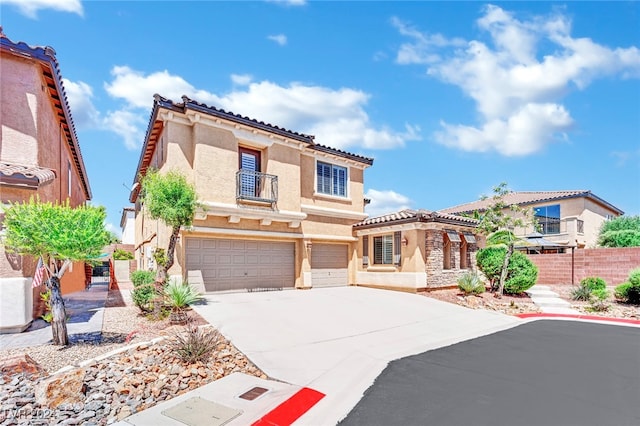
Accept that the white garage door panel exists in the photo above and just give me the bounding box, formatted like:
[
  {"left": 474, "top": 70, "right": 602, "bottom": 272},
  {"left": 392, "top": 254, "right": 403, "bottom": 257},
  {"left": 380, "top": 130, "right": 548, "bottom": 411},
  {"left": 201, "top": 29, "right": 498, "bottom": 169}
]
[
  {"left": 185, "top": 238, "right": 294, "bottom": 292},
  {"left": 311, "top": 244, "right": 349, "bottom": 287}
]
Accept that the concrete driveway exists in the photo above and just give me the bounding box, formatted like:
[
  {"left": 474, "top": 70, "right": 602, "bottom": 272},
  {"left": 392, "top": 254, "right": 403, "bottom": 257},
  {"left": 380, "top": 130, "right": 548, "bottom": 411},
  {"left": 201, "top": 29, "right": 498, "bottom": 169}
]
[{"left": 192, "top": 286, "right": 520, "bottom": 424}]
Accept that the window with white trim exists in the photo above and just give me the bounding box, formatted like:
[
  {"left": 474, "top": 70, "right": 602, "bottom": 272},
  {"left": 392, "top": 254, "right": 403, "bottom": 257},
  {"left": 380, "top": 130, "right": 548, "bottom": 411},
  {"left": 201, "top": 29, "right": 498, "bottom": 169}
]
[{"left": 316, "top": 161, "right": 347, "bottom": 197}]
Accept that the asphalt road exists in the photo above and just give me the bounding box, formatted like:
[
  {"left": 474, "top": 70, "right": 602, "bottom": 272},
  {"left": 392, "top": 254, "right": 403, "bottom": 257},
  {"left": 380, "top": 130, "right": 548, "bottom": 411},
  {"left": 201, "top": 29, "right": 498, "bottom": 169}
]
[{"left": 340, "top": 320, "right": 640, "bottom": 426}]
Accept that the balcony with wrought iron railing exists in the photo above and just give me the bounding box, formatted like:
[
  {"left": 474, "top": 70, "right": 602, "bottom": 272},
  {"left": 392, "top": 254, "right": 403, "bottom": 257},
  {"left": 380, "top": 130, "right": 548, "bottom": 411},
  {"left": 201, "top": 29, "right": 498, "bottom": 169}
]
[{"left": 236, "top": 169, "right": 278, "bottom": 207}]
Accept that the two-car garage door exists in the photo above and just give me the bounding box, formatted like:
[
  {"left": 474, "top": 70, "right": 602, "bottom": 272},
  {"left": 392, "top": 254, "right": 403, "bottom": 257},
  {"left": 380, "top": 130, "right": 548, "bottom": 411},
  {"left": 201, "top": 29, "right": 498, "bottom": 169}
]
[{"left": 185, "top": 238, "right": 294, "bottom": 292}]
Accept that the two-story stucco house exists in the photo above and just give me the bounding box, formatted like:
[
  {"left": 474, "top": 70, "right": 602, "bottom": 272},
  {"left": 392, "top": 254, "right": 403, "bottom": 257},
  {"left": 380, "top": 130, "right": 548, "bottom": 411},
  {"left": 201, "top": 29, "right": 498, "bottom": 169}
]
[
  {"left": 440, "top": 190, "right": 624, "bottom": 249},
  {"left": 129, "top": 95, "right": 373, "bottom": 291},
  {"left": 0, "top": 31, "right": 92, "bottom": 332}
]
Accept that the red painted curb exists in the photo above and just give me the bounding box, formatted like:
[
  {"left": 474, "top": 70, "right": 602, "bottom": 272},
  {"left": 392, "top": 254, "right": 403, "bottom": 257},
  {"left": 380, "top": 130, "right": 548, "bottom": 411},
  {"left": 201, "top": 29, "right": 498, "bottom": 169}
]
[
  {"left": 516, "top": 312, "right": 640, "bottom": 325},
  {"left": 252, "top": 387, "right": 325, "bottom": 426}
]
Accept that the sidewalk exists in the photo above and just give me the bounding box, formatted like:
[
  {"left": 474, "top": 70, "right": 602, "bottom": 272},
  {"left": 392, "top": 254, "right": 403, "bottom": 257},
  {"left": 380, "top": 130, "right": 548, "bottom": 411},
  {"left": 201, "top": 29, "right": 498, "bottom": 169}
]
[{"left": 0, "top": 280, "right": 109, "bottom": 349}]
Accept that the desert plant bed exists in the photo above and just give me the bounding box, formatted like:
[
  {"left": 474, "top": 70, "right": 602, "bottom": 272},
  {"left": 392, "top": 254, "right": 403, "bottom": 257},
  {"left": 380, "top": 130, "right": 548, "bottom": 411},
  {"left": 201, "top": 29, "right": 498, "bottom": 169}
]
[
  {"left": 423, "top": 287, "right": 541, "bottom": 315},
  {"left": 549, "top": 284, "right": 640, "bottom": 320}
]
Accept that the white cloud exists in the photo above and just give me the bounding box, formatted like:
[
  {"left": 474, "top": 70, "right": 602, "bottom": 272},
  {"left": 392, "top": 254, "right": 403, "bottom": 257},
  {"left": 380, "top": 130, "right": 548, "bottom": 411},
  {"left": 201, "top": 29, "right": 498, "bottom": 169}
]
[
  {"left": 214, "top": 80, "right": 420, "bottom": 149},
  {"left": 104, "top": 66, "right": 220, "bottom": 109},
  {"left": 231, "top": 74, "right": 253, "bottom": 86},
  {"left": 100, "top": 66, "right": 419, "bottom": 151},
  {"left": 394, "top": 5, "right": 640, "bottom": 156},
  {"left": 365, "top": 189, "right": 413, "bottom": 217},
  {"left": 3, "top": 0, "right": 83, "bottom": 18},
  {"left": 105, "top": 222, "right": 122, "bottom": 239},
  {"left": 266, "top": 0, "right": 306, "bottom": 6},
  {"left": 268, "top": 34, "right": 288, "bottom": 46},
  {"left": 63, "top": 78, "right": 100, "bottom": 129},
  {"left": 611, "top": 149, "right": 640, "bottom": 168},
  {"left": 103, "top": 110, "right": 146, "bottom": 150}
]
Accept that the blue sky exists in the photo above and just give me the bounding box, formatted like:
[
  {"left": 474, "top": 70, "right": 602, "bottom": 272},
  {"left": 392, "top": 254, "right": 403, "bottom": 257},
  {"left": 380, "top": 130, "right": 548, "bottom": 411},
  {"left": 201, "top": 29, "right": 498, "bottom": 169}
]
[{"left": 2, "top": 0, "right": 639, "bottom": 236}]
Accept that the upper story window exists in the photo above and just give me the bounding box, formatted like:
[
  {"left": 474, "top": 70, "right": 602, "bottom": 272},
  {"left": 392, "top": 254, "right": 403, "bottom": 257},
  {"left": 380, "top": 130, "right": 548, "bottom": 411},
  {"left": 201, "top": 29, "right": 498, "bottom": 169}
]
[
  {"left": 317, "top": 161, "right": 347, "bottom": 197},
  {"left": 534, "top": 204, "right": 561, "bottom": 234}
]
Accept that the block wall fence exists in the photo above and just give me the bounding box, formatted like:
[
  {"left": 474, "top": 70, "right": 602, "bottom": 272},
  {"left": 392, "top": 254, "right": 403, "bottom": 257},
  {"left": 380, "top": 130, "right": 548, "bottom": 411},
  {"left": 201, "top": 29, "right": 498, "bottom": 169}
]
[{"left": 526, "top": 247, "right": 640, "bottom": 286}]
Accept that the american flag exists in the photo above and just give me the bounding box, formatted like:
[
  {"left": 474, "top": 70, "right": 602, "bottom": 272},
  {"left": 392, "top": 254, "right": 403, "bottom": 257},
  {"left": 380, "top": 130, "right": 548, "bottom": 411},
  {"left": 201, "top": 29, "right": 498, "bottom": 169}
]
[{"left": 32, "top": 257, "right": 46, "bottom": 288}]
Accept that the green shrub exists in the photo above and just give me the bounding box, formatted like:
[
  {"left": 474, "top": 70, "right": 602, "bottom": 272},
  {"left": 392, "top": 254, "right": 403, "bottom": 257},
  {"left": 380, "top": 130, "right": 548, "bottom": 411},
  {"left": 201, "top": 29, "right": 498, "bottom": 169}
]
[
  {"left": 571, "top": 285, "right": 592, "bottom": 301},
  {"left": 588, "top": 288, "right": 610, "bottom": 311},
  {"left": 614, "top": 282, "right": 632, "bottom": 301},
  {"left": 503, "top": 251, "right": 538, "bottom": 294},
  {"left": 629, "top": 268, "right": 640, "bottom": 286},
  {"left": 614, "top": 268, "right": 640, "bottom": 304},
  {"left": 457, "top": 271, "right": 485, "bottom": 295},
  {"left": 170, "top": 323, "right": 220, "bottom": 364},
  {"left": 580, "top": 277, "right": 606, "bottom": 292},
  {"left": 476, "top": 247, "right": 506, "bottom": 289},
  {"left": 131, "top": 270, "right": 157, "bottom": 311},
  {"left": 113, "top": 248, "right": 134, "bottom": 260},
  {"left": 476, "top": 248, "right": 538, "bottom": 294}
]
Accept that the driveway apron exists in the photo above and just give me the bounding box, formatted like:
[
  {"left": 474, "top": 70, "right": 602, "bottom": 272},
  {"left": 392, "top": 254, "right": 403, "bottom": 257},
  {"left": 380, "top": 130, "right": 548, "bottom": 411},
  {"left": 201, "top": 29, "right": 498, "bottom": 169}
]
[{"left": 191, "top": 286, "right": 520, "bottom": 424}]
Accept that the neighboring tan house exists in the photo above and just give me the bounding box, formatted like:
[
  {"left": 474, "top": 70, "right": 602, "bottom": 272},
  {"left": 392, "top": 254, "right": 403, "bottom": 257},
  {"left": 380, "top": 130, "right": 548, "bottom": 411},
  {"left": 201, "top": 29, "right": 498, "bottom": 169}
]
[
  {"left": 440, "top": 190, "right": 624, "bottom": 249},
  {"left": 0, "top": 31, "right": 92, "bottom": 332},
  {"left": 120, "top": 207, "right": 135, "bottom": 245},
  {"left": 353, "top": 209, "right": 480, "bottom": 292},
  {"left": 129, "top": 95, "right": 373, "bottom": 291}
]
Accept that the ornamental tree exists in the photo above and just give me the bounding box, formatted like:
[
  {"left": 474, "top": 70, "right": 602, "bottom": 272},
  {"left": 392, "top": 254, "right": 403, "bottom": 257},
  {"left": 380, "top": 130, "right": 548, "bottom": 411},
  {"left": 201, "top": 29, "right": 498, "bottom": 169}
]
[
  {"left": 597, "top": 215, "right": 640, "bottom": 247},
  {"left": 473, "top": 183, "right": 537, "bottom": 297},
  {"left": 2, "top": 199, "right": 111, "bottom": 345},
  {"left": 140, "top": 170, "right": 197, "bottom": 316}
]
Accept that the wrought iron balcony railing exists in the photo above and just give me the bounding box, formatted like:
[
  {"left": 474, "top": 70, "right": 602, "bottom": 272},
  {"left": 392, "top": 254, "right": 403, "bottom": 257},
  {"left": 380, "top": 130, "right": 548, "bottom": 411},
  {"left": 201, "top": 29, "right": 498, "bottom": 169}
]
[{"left": 236, "top": 169, "right": 278, "bottom": 206}]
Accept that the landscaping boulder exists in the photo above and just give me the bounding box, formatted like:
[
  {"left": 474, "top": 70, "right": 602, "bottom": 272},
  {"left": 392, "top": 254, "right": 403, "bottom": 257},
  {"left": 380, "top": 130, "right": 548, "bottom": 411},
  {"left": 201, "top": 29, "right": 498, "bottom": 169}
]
[
  {"left": 0, "top": 353, "right": 47, "bottom": 380},
  {"left": 35, "top": 367, "right": 86, "bottom": 408}
]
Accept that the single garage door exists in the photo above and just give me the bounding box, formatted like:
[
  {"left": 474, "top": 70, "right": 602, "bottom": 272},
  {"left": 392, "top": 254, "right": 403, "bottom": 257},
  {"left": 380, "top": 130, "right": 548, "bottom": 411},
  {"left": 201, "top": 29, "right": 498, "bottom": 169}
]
[
  {"left": 185, "top": 238, "right": 295, "bottom": 292},
  {"left": 311, "top": 243, "right": 348, "bottom": 287}
]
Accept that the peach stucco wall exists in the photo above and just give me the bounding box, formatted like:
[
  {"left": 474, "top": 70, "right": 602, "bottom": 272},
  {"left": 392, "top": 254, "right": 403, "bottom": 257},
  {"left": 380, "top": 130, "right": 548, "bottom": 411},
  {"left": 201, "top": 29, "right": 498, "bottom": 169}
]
[
  {"left": 1, "top": 49, "right": 89, "bottom": 292},
  {"left": 133, "top": 112, "right": 369, "bottom": 288}
]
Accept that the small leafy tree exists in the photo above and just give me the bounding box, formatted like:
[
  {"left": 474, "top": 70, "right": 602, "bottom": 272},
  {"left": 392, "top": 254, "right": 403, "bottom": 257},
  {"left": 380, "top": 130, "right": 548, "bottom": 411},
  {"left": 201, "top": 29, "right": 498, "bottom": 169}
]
[
  {"left": 597, "top": 215, "right": 640, "bottom": 247},
  {"left": 140, "top": 170, "right": 197, "bottom": 316},
  {"left": 2, "top": 199, "right": 110, "bottom": 345},
  {"left": 473, "top": 183, "right": 537, "bottom": 297}
]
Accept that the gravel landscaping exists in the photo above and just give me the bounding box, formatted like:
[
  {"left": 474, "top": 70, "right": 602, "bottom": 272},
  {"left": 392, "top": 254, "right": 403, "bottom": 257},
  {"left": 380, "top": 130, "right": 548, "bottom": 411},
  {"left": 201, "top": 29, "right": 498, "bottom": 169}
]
[
  {"left": 423, "top": 287, "right": 542, "bottom": 315},
  {"left": 548, "top": 284, "right": 640, "bottom": 320},
  {"left": 0, "top": 287, "right": 265, "bottom": 425}
]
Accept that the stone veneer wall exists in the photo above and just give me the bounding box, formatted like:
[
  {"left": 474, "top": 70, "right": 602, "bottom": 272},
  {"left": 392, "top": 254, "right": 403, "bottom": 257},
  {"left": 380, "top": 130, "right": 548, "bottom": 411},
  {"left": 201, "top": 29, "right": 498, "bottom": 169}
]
[{"left": 424, "top": 230, "right": 478, "bottom": 288}]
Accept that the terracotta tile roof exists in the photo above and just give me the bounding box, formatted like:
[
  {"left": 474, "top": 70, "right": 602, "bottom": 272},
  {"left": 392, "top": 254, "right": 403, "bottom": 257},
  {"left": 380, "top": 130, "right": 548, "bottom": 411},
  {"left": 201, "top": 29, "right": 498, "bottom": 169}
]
[
  {"left": 440, "top": 190, "right": 623, "bottom": 215},
  {"left": 0, "top": 163, "right": 56, "bottom": 187},
  {"left": 0, "top": 31, "right": 91, "bottom": 199},
  {"left": 354, "top": 209, "right": 478, "bottom": 229}
]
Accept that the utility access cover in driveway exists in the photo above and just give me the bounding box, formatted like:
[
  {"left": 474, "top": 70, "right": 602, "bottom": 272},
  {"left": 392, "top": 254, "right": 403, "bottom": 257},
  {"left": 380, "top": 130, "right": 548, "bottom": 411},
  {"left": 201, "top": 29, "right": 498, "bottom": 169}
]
[{"left": 340, "top": 320, "right": 640, "bottom": 426}]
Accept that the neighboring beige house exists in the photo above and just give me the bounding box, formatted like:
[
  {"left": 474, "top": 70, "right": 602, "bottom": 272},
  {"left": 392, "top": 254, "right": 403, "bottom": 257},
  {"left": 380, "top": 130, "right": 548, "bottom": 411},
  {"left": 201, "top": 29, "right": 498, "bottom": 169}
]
[
  {"left": 353, "top": 209, "right": 480, "bottom": 292},
  {"left": 0, "top": 31, "right": 92, "bottom": 332},
  {"left": 129, "top": 95, "right": 373, "bottom": 291},
  {"left": 440, "top": 190, "right": 624, "bottom": 249},
  {"left": 120, "top": 207, "right": 135, "bottom": 245}
]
